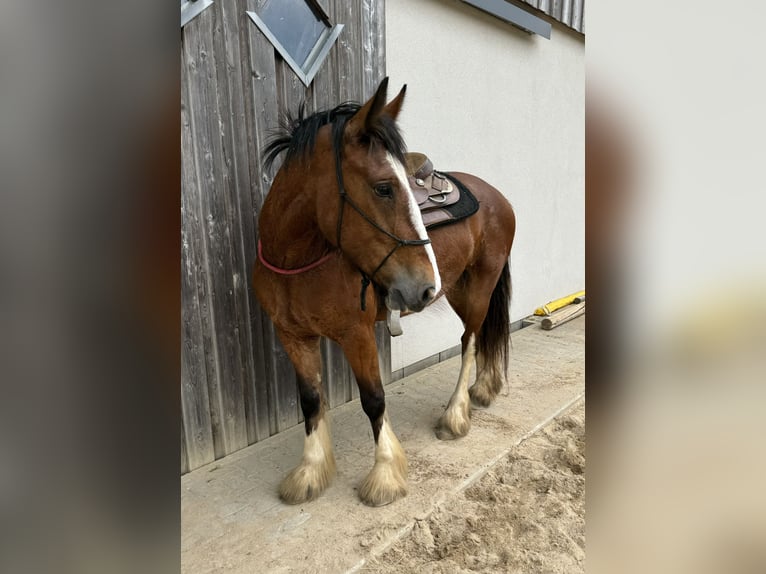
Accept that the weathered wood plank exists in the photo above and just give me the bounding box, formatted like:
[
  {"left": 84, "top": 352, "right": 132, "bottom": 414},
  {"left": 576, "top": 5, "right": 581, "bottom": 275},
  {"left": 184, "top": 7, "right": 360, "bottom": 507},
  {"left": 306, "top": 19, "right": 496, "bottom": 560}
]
[
  {"left": 571, "top": 0, "right": 582, "bottom": 31},
  {"left": 361, "top": 0, "right": 385, "bottom": 99},
  {"left": 239, "top": 0, "right": 280, "bottom": 442},
  {"left": 541, "top": 302, "right": 585, "bottom": 330},
  {"left": 247, "top": 0, "right": 280, "bottom": 206},
  {"left": 525, "top": 0, "right": 584, "bottom": 32},
  {"left": 208, "top": 2, "right": 251, "bottom": 456},
  {"left": 562, "top": 0, "right": 572, "bottom": 27},
  {"left": 181, "top": 36, "right": 216, "bottom": 470},
  {"left": 180, "top": 262, "right": 216, "bottom": 469},
  {"left": 334, "top": 0, "right": 363, "bottom": 104},
  {"left": 184, "top": 7, "right": 248, "bottom": 458},
  {"left": 212, "top": 0, "right": 262, "bottom": 447},
  {"left": 552, "top": 0, "right": 563, "bottom": 21},
  {"left": 185, "top": 14, "right": 228, "bottom": 460}
]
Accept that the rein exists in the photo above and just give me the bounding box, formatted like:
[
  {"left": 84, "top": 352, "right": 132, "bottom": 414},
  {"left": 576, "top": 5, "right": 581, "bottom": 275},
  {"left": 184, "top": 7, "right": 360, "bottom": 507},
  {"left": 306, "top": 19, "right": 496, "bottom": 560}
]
[{"left": 333, "top": 141, "right": 431, "bottom": 311}]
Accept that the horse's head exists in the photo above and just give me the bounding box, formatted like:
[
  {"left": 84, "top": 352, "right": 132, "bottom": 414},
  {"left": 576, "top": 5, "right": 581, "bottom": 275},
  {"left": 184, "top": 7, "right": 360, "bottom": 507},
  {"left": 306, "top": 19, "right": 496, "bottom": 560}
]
[
  {"left": 317, "top": 79, "right": 441, "bottom": 312},
  {"left": 262, "top": 79, "right": 441, "bottom": 312}
]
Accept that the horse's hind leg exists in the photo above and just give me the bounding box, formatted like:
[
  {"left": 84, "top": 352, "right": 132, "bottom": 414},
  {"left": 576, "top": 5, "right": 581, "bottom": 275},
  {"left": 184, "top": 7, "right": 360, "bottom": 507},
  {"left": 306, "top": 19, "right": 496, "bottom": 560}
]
[
  {"left": 339, "top": 326, "right": 407, "bottom": 506},
  {"left": 435, "top": 330, "right": 476, "bottom": 440},
  {"left": 468, "top": 260, "right": 511, "bottom": 408},
  {"left": 468, "top": 351, "right": 504, "bottom": 408},
  {"left": 276, "top": 333, "right": 336, "bottom": 504},
  {"left": 437, "top": 260, "right": 510, "bottom": 439}
]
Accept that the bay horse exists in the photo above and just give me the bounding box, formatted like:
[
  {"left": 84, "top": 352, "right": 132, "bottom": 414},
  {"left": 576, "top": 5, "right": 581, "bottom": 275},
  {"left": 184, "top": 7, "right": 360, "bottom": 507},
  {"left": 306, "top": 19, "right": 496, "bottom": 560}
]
[{"left": 252, "top": 78, "right": 516, "bottom": 506}]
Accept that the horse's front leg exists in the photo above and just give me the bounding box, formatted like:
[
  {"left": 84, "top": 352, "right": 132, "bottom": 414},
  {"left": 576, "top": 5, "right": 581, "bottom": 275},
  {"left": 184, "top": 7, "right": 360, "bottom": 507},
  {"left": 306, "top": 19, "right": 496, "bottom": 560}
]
[
  {"left": 340, "top": 327, "right": 407, "bottom": 506},
  {"left": 276, "top": 332, "right": 336, "bottom": 503}
]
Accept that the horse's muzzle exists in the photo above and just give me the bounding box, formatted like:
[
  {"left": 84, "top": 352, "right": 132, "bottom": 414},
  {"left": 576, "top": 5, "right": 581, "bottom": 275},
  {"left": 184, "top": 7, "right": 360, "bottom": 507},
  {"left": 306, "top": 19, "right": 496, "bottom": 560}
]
[{"left": 386, "top": 280, "right": 436, "bottom": 313}]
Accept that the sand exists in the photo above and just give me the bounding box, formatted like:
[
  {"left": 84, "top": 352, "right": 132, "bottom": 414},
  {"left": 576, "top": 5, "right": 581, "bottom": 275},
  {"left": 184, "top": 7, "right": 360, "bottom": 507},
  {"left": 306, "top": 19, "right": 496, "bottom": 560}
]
[{"left": 363, "top": 401, "right": 585, "bottom": 573}]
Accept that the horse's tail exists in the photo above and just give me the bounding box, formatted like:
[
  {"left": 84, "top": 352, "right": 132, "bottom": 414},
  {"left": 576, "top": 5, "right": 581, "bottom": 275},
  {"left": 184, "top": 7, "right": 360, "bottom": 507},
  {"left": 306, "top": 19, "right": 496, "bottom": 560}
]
[{"left": 477, "top": 260, "right": 511, "bottom": 379}]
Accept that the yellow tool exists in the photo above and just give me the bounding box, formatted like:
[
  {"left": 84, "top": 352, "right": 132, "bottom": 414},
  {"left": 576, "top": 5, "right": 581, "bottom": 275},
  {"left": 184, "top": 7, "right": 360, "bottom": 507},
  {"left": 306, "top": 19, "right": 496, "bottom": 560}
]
[{"left": 533, "top": 290, "right": 585, "bottom": 316}]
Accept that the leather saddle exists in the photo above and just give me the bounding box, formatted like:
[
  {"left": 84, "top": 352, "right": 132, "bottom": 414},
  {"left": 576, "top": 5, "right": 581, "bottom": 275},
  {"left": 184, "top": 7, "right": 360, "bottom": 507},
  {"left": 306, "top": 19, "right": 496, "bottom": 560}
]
[{"left": 404, "top": 152, "right": 478, "bottom": 229}]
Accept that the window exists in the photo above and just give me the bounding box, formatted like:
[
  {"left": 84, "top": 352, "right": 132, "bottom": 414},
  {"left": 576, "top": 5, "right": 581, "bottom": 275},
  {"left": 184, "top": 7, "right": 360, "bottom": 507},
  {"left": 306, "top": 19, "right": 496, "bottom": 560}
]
[
  {"left": 181, "top": 0, "right": 214, "bottom": 28},
  {"left": 247, "top": 0, "right": 344, "bottom": 87}
]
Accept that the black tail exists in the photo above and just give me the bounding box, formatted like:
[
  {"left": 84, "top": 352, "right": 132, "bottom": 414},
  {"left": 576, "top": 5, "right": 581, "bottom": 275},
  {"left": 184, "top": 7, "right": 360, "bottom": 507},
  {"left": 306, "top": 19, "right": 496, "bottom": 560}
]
[{"left": 477, "top": 261, "right": 511, "bottom": 378}]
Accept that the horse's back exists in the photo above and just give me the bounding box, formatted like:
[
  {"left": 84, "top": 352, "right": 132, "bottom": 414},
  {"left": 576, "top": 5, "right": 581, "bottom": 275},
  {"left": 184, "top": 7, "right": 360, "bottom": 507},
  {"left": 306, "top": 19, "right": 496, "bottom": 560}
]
[
  {"left": 427, "top": 171, "right": 515, "bottom": 281},
  {"left": 447, "top": 171, "right": 515, "bottom": 236}
]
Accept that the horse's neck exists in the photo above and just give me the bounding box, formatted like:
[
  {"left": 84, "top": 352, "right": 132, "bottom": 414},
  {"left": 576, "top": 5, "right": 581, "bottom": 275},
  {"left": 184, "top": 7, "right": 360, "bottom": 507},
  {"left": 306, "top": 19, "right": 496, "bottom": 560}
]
[{"left": 260, "top": 180, "right": 330, "bottom": 268}]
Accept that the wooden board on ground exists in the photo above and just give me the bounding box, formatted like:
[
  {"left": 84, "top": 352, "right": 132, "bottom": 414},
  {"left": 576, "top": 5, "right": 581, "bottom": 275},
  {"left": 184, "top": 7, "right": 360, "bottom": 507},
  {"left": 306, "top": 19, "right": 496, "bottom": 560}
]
[{"left": 541, "top": 302, "right": 585, "bottom": 330}]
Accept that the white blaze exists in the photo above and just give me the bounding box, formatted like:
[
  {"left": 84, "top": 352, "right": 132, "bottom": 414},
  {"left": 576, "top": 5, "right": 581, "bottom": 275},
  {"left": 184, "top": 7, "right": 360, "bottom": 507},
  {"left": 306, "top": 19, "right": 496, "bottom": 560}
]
[{"left": 385, "top": 153, "right": 442, "bottom": 295}]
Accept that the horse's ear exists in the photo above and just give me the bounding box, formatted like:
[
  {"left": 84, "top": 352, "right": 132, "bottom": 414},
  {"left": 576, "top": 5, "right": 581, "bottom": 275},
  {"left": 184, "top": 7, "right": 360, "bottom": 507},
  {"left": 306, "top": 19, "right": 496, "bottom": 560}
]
[
  {"left": 382, "top": 84, "right": 406, "bottom": 122},
  {"left": 348, "top": 77, "right": 389, "bottom": 136}
]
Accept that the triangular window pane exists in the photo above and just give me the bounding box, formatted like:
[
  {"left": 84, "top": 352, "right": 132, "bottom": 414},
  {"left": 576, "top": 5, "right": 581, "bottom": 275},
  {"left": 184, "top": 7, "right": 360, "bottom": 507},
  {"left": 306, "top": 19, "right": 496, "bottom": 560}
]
[{"left": 247, "top": 0, "right": 343, "bottom": 86}]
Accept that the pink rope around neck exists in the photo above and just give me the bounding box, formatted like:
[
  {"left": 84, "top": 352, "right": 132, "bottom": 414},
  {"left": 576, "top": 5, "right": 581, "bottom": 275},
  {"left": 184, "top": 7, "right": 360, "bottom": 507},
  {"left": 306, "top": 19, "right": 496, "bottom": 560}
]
[{"left": 257, "top": 239, "right": 333, "bottom": 276}]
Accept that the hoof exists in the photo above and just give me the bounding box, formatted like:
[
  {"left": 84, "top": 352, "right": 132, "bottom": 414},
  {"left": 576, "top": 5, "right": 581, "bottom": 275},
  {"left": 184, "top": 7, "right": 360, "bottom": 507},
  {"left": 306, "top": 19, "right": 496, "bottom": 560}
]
[
  {"left": 278, "top": 457, "right": 336, "bottom": 504},
  {"left": 435, "top": 404, "right": 471, "bottom": 440},
  {"left": 358, "top": 462, "right": 407, "bottom": 507}
]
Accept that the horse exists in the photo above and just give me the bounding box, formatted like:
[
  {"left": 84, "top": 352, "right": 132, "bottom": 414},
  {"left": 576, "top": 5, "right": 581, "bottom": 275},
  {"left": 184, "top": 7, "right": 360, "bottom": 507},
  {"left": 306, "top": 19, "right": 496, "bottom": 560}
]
[{"left": 252, "top": 78, "right": 516, "bottom": 507}]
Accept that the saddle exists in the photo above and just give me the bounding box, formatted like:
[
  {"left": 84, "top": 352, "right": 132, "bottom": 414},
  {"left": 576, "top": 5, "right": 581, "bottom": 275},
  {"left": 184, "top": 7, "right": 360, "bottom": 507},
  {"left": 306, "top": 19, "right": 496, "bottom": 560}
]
[{"left": 404, "top": 152, "right": 479, "bottom": 229}]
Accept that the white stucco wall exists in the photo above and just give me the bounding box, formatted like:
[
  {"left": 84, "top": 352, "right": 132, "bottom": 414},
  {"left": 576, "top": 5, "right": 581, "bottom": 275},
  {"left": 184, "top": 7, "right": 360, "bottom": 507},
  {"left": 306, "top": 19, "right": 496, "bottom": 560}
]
[{"left": 386, "top": 0, "right": 585, "bottom": 372}]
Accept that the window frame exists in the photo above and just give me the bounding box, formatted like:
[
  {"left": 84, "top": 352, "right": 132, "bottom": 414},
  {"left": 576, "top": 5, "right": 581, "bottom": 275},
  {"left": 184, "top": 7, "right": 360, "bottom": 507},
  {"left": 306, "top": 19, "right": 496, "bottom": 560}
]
[
  {"left": 247, "top": 2, "right": 343, "bottom": 87},
  {"left": 181, "top": 0, "right": 214, "bottom": 28},
  {"left": 460, "top": 0, "right": 551, "bottom": 39}
]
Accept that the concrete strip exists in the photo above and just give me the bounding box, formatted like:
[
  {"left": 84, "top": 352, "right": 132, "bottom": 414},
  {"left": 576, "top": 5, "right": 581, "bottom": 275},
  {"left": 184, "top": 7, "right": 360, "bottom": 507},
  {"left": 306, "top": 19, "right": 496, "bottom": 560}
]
[{"left": 182, "top": 316, "right": 585, "bottom": 574}]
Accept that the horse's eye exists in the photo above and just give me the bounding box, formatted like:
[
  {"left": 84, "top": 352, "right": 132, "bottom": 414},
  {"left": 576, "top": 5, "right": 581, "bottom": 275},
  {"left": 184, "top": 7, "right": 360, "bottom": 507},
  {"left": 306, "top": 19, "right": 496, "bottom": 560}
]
[{"left": 374, "top": 183, "right": 394, "bottom": 198}]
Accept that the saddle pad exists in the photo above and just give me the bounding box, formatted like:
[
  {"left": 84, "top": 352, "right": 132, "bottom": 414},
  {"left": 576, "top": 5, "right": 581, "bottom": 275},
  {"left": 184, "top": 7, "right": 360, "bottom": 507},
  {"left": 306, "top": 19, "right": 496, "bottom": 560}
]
[
  {"left": 404, "top": 152, "right": 479, "bottom": 229},
  {"left": 421, "top": 173, "right": 479, "bottom": 230}
]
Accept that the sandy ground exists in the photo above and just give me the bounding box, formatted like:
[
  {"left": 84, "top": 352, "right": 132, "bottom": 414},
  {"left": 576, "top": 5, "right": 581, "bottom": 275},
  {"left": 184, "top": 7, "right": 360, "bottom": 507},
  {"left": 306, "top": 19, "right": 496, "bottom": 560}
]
[
  {"left": 363, "top": 401, "right": 585, "bottom": 574},
  {"left": 181, "top": 318, "right": 584, "bottom": 574}
]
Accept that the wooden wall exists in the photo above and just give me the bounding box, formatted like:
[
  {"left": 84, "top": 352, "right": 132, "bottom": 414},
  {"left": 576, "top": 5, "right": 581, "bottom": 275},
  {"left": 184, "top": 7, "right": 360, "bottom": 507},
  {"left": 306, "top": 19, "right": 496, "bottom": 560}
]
[
  {"left": 520, "top": 0, "right": 585, "bottom": 33},
  {"left": 181, "top": 0, "right": 387, "bottom": 473}
]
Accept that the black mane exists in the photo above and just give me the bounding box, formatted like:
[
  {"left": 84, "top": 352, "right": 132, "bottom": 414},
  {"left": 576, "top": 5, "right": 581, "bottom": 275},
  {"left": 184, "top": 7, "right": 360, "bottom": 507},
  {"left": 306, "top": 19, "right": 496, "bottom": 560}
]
[{"left": 262, "top": 101, "right": 407, "bottom": 173}]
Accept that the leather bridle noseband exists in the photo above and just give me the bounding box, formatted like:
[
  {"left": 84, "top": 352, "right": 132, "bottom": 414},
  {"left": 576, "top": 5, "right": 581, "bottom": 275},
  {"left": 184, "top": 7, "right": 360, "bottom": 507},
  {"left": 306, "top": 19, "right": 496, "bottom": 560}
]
[{"left": 332, "top": 139, "right": 431, "bottom": 311}]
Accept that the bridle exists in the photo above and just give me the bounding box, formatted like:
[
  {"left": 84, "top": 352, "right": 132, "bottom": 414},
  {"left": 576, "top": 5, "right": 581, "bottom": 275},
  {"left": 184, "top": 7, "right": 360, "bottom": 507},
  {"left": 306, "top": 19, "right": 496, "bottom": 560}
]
[
  {"left": 258, "top": 117, "right": 432, "bottom": 312},
  {"left": 332, "top": 137, "right": 431, "bottom": 311}
]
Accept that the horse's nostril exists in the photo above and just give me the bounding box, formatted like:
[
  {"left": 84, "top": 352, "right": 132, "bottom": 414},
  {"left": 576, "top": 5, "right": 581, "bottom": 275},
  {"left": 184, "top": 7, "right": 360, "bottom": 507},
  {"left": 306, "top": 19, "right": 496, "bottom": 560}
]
[{"left": 422, "top": 285, "right": 436, "bottom": 303}]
